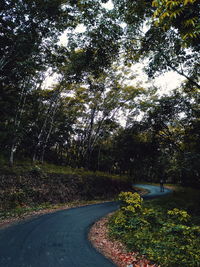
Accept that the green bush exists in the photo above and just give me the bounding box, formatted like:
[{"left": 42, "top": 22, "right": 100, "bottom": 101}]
[
  {"left": 108, "top": 192, "right": 200, "bottom": 267},
  {"left": 29, "top": 165, "right": 45, "bottom": 177}
]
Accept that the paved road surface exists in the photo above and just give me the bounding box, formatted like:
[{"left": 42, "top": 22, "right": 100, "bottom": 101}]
[
  {"left": 135, "top": 184, "right": 172, "bottom": 199},
  {"left": 0, "top": 185, "right": 172, "bottom": 267}
]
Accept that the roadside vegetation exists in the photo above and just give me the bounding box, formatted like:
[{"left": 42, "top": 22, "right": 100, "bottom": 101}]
[
  {"left": 108, "top": 188, "right": 200, "bottom": 266},
  {"left": 0, "top": 161, "right": 131, "bottom": 221},
  {"left": 1, "top": 0, "right": 200, "bottom": 262}
]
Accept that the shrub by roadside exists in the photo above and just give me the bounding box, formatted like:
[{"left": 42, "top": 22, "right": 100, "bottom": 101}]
[{"left": 108, "top": 191, "right": 200, "bottom": 267}]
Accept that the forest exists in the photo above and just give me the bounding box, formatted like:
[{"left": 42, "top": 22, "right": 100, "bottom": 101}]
[
  {"left": 0, "top": 0, "right": 199, "bottom": 187},
  {"left": 0, "top": 1, "right": 200, "bottom": 266}
]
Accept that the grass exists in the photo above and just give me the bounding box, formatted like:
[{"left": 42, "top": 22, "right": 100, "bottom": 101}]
[
  {"left": 0, "top": 160, "right": 126, "bottom": 180},
  {"left": 0, "top": 160, "right": 131, "bottom": 223}
]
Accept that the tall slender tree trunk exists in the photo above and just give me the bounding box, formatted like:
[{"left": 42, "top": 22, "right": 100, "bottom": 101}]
[
  {"left": 8, "top": 82, "right": 28, "bottom": 166},
  {"left": 32, "top": 89, "right": 60, "bottom": 162},
  {"left": 97, "top": 146, "right": 101, "bottom": 171},
  {"left": 9, "top": 144, "right": 16, "bottom": 167},
  {"left": 40, "top": 101, "right": 58, "bottom": 163}
]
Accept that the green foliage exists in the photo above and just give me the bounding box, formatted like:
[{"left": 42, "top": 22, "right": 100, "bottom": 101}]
[
  {"left": 118, "top": 191, "right": 143, "bottom": 213},
  {"left": 29, "top": 165, "right": 45, "bottom": 177},
  {"left": 0, "top": 162, "right": 131, "bottom": 219},
  {"left": 167, "top": 208, "right": 191, "bottom": 223},
  {"left": 145, "top": 187, "right": 200, "bottom": 224},
  {"left": 152, "top": 0, "right": 200, "bottom": 46},
  {"left": 113, "top": 0, "right": 200, "bottom": 90},
  {"left": 0, "top": 0, "right": 199, "bottom": 189},
  {"left": 108, "top": 191, "right": 200, "bottom": 266}
]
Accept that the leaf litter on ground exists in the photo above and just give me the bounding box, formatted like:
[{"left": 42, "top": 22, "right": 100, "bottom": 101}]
[{"left": 88, "top": 214, "right": 160, "bottom": 267}]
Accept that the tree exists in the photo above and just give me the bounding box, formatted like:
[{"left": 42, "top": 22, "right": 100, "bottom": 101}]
[
  {"left": 0, "top": 0, "right": 80, "bottom": 165},
  {"left": 111, "top": 124, "right": 156, "bottom": 179},
  {"left": 152, "top": 0, "right": 200, "bottom": 46},
  {"left": 1, "top": 0, "right": 115, "bottom": 165},
  {"left": 112, "top": 0, "right": 200, "bottom": 89}
]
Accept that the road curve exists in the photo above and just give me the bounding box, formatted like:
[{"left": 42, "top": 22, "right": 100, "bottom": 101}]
[
  {"left": 135, "top": 184, "right": 173, "bottom": 200},
  {"left": 0, "top": 185, "right": 172, "bottom": 267}
]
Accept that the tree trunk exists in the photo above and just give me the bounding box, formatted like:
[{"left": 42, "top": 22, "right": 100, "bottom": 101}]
[
  {"left": 9, "top": 144, "right": 16, "bottom": 167},
  {"left": 39, "top": 101, "right": 58, "bottom": 163}
]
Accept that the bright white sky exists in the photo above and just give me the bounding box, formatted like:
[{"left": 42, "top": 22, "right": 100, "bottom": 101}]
[
  {"left": 102, "top": 0, "right": 114, "bottom": 9},
  {"left": 129, "top": 63, "right": 185, "bottom": 95}
]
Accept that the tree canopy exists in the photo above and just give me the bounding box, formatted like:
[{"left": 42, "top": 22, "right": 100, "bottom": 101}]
[{"left": 0, "top": 0, "right": 199, "bottom": 186}]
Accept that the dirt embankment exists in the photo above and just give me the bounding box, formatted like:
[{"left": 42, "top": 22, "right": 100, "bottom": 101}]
[{"left": 0, "top": 172, "right": 131, "bottom": 211}]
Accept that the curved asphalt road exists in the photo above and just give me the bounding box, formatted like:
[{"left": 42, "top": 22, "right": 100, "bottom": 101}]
[
  {"left": 135, "top": 184, "right": 172, "bottom": 200},
  {"left": 0, "top": 185, "right": 172, "bottom": 267}
]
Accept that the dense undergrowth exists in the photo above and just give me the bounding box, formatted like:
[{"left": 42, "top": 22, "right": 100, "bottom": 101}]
[
  {"left": 0, "top": 161, "right": 131, "bottom": 220},
  {"left": 108, "top": 188, "right": 200, "bottom": 267}
]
